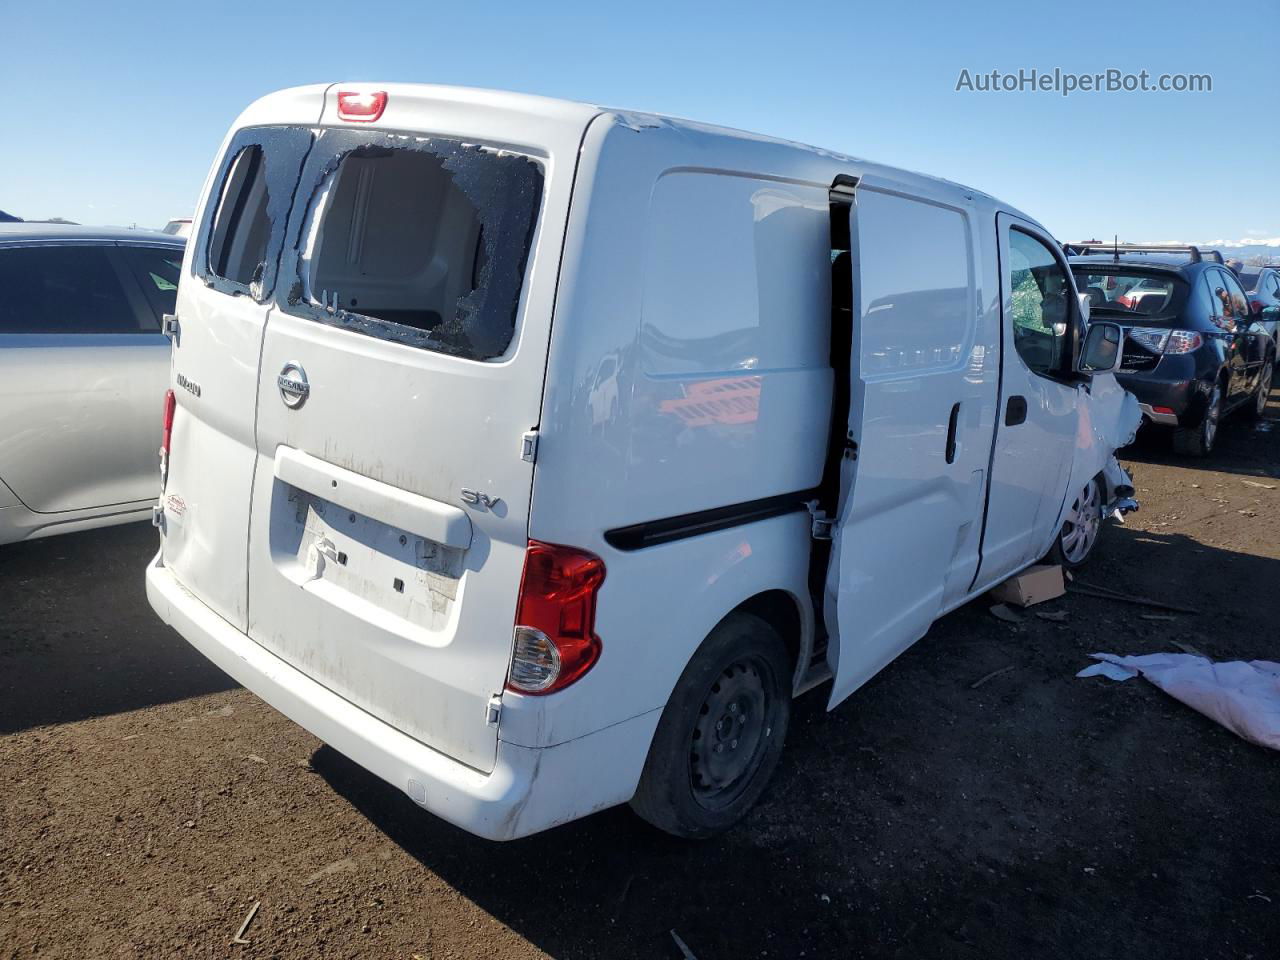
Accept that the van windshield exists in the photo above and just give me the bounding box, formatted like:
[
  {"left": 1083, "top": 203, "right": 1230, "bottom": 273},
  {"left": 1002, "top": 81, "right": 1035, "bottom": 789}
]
[
  {"left": 1070, "top": 268, "right": 1187, "bottom": 318},
  {"left": 288, "top": 133, "right": 545, "bottom": 361}
]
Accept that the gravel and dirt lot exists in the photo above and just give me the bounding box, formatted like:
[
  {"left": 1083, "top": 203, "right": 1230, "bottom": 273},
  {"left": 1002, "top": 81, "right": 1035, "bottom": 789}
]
[{"left": 3, "top": 394, "right": 1278, "bottom": 960}]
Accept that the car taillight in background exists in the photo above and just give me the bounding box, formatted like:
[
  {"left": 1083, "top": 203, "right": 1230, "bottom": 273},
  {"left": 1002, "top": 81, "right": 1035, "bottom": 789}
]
[
  {"left": 337, "top": 90, "right": 387, "bottom": 122},
  {"left": 1127, "top": 327, "right": 1203, "bottom": 356},
  {"left": 506, "top": 541, "right": 605, "bottom": 695},
  {"left": 159, "top": 388, "right": 176, "bottom": 484}
]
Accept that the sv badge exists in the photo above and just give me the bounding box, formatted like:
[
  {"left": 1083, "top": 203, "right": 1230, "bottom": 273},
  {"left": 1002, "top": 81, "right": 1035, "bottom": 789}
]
[{"left": 460, "top": 488, "right": 502, "bottom": 510}]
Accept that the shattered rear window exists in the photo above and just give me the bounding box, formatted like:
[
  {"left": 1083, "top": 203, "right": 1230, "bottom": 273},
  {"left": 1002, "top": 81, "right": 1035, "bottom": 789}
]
[
  {"left": 208, "top": 145, "right": 271, "bottom": 287},
  {"left": 283, "top": 130, "right": 544, "bottom": 361},
  {"left": 193, "top": 126, "right": 315, "bottom": 303}
]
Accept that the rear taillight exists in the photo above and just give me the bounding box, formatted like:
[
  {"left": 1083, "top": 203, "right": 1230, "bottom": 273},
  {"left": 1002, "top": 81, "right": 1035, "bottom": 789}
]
[
  {"left": 1251, "top": 300, "right": 1264, "bottom": 316},
  {"left": 1164, "top": 330, "right": 1203, "bottom": 354},
  {"left": 506, "top": 541, "right": 605, "bottom": 695},
  {"left": 159, "top": 389, "right": 176, "bottom": 483},
  {"left": 1128, "top": 327, "right": 1202, "bottom": 356},
  {"left": 337, "top": 90, "right": 387, "bottom": 122}
]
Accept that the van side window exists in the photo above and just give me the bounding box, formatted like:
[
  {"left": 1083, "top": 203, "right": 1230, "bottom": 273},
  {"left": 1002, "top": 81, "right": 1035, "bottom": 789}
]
[
  {"left": 1007, "top": 229, "right": 1071, "bottom": 378},
  {"left": 284, "top": 133, "right": 545, "bottom": 362},
  {"left": 207, "top": 146, "right": 271, "bottom": 287}
]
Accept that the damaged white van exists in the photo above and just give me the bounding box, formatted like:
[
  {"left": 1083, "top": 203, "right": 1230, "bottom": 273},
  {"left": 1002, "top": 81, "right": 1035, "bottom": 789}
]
[{"left": 146, "top": 84, "right": 1140, "bottom": 840}]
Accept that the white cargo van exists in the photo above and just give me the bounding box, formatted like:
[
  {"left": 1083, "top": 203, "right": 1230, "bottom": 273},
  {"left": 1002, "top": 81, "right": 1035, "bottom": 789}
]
[{"left": 146, "top": 84, "right": 1140, "bottom": 840}]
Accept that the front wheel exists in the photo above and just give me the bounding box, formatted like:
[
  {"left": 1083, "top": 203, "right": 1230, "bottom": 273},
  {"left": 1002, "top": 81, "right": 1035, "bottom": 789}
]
[
  {"left": 630, "top": 611, "right": 791, "bottom": 839},
  {"left": 1047, "top": 475, "right": 1104, "bottom": 569}
]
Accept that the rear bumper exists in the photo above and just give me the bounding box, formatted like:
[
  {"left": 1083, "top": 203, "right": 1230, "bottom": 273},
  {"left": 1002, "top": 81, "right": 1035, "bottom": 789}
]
[
  {"left": 145, "top": 553, "right": 658, "bottom": 840},
  {"left": 1137, "top": 402, "right": 1180, "bottom": 426},
  {"left": 1117, "top": 356, "right": 1216, "bottom": 428}
]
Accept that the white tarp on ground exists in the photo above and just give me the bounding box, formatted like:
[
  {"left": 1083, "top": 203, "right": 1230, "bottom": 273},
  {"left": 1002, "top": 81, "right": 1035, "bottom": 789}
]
[{"left": 1077, "top": 653, "right": 1280, "bottom": 751}]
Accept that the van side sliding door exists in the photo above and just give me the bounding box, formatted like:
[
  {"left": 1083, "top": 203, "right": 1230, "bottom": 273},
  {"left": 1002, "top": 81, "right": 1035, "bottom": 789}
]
[{"left": 825, "top": 184, "right": 998, "bottom": 708}]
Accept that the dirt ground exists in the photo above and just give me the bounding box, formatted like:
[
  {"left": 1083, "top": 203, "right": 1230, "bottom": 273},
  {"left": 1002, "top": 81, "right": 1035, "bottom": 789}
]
[{"left": 3, "top": 393, "right": 1279, "bottom": 960}]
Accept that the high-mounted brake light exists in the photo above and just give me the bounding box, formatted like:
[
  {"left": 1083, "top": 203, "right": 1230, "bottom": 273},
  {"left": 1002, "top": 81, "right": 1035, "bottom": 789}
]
[
  {"left": 159, "top": 389, "right": 176, "bottom": 483},
  {"left": 506, "top": 541, "right": 605, "bottom": 695},
  {"left": 337, "top": 90, "right": 387, "bottom": 122}
]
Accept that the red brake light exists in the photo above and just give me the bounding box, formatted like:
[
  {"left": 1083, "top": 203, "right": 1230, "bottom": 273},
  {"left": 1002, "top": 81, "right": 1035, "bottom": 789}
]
[
  {"left": 1164, "top": 330, "right": 1203, "bottom": 354},
  {"left": 159, "top": 388, "right": 176, "bottom": 482},
  {"left": 1251, "top": 300, "right": 1263, "bottom": 316},
  {"left": 337, "top": 90, "right": 387, "bottom": 122},
  {"left": 507, "top": 541, "right": 605, "bottom": 695}
]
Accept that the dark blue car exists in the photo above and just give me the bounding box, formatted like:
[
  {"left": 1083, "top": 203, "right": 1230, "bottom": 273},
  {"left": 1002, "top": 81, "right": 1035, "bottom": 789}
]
[{"left": 1067, "top": 244, "right": 1275, "bottom": 456}]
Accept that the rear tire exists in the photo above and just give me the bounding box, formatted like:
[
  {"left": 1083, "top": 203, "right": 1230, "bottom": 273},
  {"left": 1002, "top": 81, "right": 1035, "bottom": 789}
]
[
  {"left": 1244, "top": 360, "right": 1273, "bottom": 421},
  {"left": 630, "top": 611, "right": 791, "bottom": 839},
  {"left": 1172, "top": 382, "right": 1222, "bottom": 457}
]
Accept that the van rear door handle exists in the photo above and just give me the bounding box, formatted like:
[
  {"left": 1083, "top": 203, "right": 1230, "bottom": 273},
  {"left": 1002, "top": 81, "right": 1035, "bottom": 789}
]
[
  {"left": 945, "top": 402, "right": 961, "bottom": 463},
  {"left": 1005, "top": 395, "right": 1028, "bottom": 426}
]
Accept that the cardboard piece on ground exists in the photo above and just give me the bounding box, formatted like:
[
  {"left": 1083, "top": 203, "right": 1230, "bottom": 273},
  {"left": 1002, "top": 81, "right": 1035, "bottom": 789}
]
[{"left": 988, "top": 564, "right": 1065, "bottom": 608}]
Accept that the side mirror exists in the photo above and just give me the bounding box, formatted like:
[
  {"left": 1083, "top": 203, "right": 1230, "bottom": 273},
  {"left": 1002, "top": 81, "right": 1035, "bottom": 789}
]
[
  {"left": 1077, "top": 321, "right": 1124, "bottom": 375},
  {"left": 1077, "top": 291, "right": 1092, "bottom": 325}
]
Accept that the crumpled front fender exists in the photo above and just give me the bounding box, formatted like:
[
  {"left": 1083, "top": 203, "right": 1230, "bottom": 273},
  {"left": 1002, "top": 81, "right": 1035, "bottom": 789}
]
[{"left": 1055, "top": 374, "right": 1142, "bottom": 532}]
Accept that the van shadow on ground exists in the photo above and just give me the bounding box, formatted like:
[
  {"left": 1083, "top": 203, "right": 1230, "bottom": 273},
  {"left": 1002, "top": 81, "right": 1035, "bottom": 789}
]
[
  {"left": 316, "top": 521, "right": 1280, "bottom": 959},
  {"left": 0, "top": 522, "right": 237, "bottom": 734}
]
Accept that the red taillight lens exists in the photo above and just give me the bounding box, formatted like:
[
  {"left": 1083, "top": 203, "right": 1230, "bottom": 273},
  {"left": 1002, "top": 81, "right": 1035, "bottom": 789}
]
[
  {"left": 336, "top": 90, "right": 387, "bottom": 122},
  {"left": 1251, "top": 300, "right": 1264, "bottom": 316},
  {"left": 160, "top": 389, "right": 176, "bottom": 457},
  {"left": 507, "top": 541, "right": 605, "bottom": 695},
  {"left": 1151, "top": 405, "right": 1175, "bottom": 415},
  {"left": 1164, "top": 330, "right": 1203, "bottom": 354},
  {"left": 159, "top": 388, "right": 176, "bottom": 486}
]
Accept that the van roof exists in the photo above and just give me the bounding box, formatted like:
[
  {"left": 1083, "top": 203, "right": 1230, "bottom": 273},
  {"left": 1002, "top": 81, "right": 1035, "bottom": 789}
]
[
  {"left": 245, "top": 83, "right": 1037, "bottom": 230},
  {"left": 0, "top": 222, "right": 184, "bottom": 245}
]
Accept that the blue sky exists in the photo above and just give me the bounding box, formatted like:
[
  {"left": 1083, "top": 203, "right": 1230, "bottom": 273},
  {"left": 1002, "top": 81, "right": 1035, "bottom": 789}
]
[{"left": 6, "top": 0, "right": 1277, "bottom": 243}]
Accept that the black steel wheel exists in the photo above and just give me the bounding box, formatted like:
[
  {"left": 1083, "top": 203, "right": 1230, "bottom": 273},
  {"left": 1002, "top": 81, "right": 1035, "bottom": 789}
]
[{"left": 630, "top": 611, "right": 790, "bottom": 839}]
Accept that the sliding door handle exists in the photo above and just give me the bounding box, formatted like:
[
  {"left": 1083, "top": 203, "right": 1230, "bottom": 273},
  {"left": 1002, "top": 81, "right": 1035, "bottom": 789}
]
[
  {"left": 945, "top": 402, "right": 961, "bottom": 463},
  {"left": 1005, "top": 395, "right": 1028, "bottom": 426}
]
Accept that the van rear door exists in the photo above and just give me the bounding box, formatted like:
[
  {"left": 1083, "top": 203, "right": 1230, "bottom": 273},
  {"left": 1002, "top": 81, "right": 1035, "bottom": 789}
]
[
  {"left": 161, "top": 100, "right": 320, "bottom": 630},
  {"left": 245, "top": 96, "right": 584, "bottom": 774},
  {"left": 825, "top": 182, "right": 998, "bottom": 707}
]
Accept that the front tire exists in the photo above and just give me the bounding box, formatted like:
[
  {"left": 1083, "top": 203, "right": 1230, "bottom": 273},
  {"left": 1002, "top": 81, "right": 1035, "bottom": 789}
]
[
  {"left": 1047, "top": 475, "right": 1104, "bottom": 569},
  {"left": 1172, "top": 382, "right": 1222, "bottom": 457},
  {"left": 630, "top": 611, "right": 791, "bottom": 839}
]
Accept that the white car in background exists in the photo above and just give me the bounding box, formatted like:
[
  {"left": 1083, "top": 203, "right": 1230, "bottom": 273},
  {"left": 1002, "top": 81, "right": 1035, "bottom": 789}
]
[
  {"left": 162, "top": 218, "right": 192, "bottom": 238},
  {"left": 0, "top": 224, "right": 184, "bottom": 545}
]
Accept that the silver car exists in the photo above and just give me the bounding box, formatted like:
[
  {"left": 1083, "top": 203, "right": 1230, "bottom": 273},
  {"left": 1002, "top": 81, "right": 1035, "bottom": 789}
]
[{"left": 0, "top": 224, "right": 184, "bottom": 545}]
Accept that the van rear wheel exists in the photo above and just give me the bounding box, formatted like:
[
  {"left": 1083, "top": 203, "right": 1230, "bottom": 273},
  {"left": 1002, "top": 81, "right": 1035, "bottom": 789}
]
[{"left": 630, "top": 611, "right": 790, "bottom": 839}]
